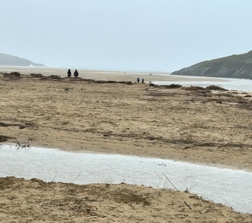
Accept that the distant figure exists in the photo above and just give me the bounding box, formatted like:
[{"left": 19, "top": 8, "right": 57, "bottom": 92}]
[
  {"left": 74, "top": 69, "right": 79, "bottom": 78},
  {"left": 67, "top": 69, "right": 71, "bottom": 77},
  {"left": 150, "top": 73, "right": 152, "bottom": 76},
  {"left": 137, "top": 77, "right": 140, "bottom": 83},
  {"left": 142, "top": 78, "right": 144, "bottom": 83}
]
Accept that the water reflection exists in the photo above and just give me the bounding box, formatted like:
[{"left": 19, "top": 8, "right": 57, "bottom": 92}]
[{"left": 0, "top": 144, "right": 251, "bottom": 214}]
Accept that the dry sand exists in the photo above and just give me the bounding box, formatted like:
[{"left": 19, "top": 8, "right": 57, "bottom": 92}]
[
  {"left": 1, "top": 177, "right": 252, "bottom": 223},
  {"left": 0, "top": 67, "right": 252, "bottom": 222}
]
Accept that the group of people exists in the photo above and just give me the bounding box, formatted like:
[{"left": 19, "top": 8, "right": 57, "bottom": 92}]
[
  {"left": 137, "top": 77, "right": 144, "bottom": 83},
  {"left": 67, "top": 69, "right": 146, "bottom": 84},
  {"left": 67, "top": 69, "right": 79, "bottom": 78}
]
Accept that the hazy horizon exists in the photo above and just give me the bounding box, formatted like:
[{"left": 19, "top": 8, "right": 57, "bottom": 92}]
[{"left": 1, "top": 1, "right": 252, "bottom": 72}]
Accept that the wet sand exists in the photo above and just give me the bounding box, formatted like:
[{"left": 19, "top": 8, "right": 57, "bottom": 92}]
[{"left": 1, "top": 67, "right": 252, "bottom": 222}]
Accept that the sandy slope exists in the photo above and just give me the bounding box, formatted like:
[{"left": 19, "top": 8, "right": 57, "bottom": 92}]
[{"left": 0, "top": 177, "right": 251, "bottom": 223}]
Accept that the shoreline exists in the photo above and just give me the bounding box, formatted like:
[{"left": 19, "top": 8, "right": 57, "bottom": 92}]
[
  {"left": 0, "top": 65, "right": 229, "bottom": 82},
  {"left": 4, "top": 142, "right": 251, "bottom": 173}
]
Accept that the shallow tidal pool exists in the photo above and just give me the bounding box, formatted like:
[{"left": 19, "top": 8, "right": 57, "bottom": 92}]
[{"left": 0, "top": 144, "right": 252, "bottom": 214}]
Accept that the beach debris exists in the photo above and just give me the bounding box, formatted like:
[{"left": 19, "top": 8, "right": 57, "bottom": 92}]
[
  {"left": 163, "top": 84, "right": 182, "bottom": 89},
  {"left": 3, "top": 72, "right": 21, "bottom": 79},
  {"left": 52, "top": 172, "right": 58, "bottom": 182},
  {"left": 0, "top": 122, "right": 19, "bottom": 127},
  {"left": 163, "top": 173, "right": 193, "bottom": 210},
  {"left": 183, "top": 86, "right": 205, "bottom": 91},
  {"left": 163, "top": 173, "right": 178, "bottom": 191},
  {"left": 15, "top": 139, "right": 31, "bottom": 149},
  {"left": 48, "top": 75, "right": 61, "bottom": 79},
  {"left": 30, "top": 73, "right": 43, "bottom": 78},
  {"left": 71, "top": 173, "right": 81, "bottom": 183},
  {"left": 206, "top": 85, "right": 227, "bottom": 91},
  {"left": 40, "top": 75, "right": 61, "bottom": 80},
  {"left": 19, "top": 125, "right": 26, "bottom": 129},
  {"left": 18, "top": 121, "right": 38, "bottom": 130},
  {"left": 0, "top": 135, "right": 9, "bottom": 142},
  {"left": 184, "top": 201, "right": 192, "bottom": 209},
  {"left": 148, "top": 83, "right": 182, "bottom": 89}
]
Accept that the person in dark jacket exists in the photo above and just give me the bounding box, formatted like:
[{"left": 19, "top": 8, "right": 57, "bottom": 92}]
[
  {"left": 137, "top": 77, "right": 140, "bottom": 83},
  {"left": 74, "top": 69, "right": 79, "bottom": 78},
  {"left": 67, "top": 69, "right": 71, "bottom": 77}
]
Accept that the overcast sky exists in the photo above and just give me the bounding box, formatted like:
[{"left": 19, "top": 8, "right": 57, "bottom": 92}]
[{"left": 1, "top": 0, "right": 252, "bottom": 72}]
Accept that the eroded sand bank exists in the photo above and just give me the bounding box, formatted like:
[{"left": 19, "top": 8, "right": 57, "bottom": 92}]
[{"left": 0, "top": 177, "right": 252, "bottom": 223}]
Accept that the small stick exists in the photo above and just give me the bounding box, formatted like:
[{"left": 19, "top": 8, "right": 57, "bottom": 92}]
[
  {"left": 184, "top": 201, "right": 192, "bottom": 209},
  {"left": 71, "top": 173, "right": 81, "bottom": 183},
  {"left": 52, "top": 172, "right": 58, "bottom": 182},
  {"left": 16, "top": 140, "right": 21, "bottom": 149},
  {"left": 163, "top": 173, "right": 193, "bottom": 210},
  {"left": 163, "top": 173, "right": 178, "bottom": 191}
]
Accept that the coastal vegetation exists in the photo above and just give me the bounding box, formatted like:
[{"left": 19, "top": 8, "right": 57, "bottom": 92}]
[
  {"left": 0, "top": 53, "right": 44, "bottom": 66},
  {"left": 172, "top": 50, "right": 252, "bottom": 79}
]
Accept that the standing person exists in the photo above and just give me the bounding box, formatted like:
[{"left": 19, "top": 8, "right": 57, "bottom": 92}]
[
  {"left": 137, "top": 77, "right": 140, "bottom": 83},
  {"left": 142, "top": 78, "right": 144, "bottom": 83},
  {"left": 67, "top": 69, "right": 71, "bottom": 77},
  {"left": 74, "top": 69, "right": 79, "bottom": 78}
]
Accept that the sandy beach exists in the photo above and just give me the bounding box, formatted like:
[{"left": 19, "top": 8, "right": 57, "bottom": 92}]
[
  {"left": 1, "top": 67, "right": 252, "bottom": 222},
  {"left": 0, "top": 66, "right": 227, "bottom": 82},
  {"left": 1, "top": 177, "right": 252, "bottom": 223}
]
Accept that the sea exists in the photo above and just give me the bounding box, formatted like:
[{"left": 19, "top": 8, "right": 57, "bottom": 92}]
[{"left": 153, "top": 75, "right": 252, "bottom": 92}]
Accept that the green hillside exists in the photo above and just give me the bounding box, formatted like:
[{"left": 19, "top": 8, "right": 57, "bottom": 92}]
[
  {"left": 0, "top": 53, "right": 44, "bottom": 66},
  {"left": 172, "top": 51, "right": 252, "bottom": 79}
]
